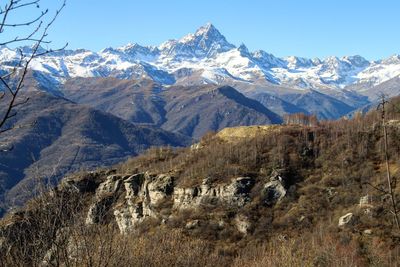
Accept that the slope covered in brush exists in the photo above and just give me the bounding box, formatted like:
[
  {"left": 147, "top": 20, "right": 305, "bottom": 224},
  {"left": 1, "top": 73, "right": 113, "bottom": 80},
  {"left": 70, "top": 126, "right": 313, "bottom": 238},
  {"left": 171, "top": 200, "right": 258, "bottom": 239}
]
[{"left": 1, "top": 97, "right": 400, "bottom": 266}]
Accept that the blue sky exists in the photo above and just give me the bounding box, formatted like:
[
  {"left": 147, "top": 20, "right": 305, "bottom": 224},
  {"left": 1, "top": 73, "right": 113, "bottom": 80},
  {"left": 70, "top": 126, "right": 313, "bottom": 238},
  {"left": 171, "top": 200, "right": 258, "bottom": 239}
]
[{"left": 4, "top": 0, "right": 400, "bottom": 60}]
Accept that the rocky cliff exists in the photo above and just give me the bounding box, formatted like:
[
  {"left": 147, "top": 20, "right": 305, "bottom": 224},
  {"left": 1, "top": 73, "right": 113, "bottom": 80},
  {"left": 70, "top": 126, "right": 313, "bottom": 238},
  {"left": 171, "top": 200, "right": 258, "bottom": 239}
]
[{"left": 59, "top": 168, "right": 285, "bottom": 236}]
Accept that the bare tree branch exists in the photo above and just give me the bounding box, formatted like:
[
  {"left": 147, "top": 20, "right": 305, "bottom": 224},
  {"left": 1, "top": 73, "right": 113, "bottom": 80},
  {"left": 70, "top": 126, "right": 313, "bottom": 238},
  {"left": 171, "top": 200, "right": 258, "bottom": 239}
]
[
  {"left": 0, "top": 0, "right": 67, "bottom": 139},
  {"left": 0, "top": 1, "right": 40, "bottom": 15},
  {"left": 0, "top": 37, "right": 51, "bottom": 46},
  {"left": 11, "top": 96, "right": 29, "bottom": 108},
  {"left": 363, "top": 182, "right": 388, "bottom": 195}
]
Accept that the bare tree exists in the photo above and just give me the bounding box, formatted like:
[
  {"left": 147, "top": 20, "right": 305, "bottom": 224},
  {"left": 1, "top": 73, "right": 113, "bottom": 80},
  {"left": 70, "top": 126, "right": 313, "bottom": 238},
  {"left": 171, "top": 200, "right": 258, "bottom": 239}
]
[
  {"left": 377, "top": 93, "right": 400, "bottom": 230},
  {"left": 284, "top": 113, "right": 318, "bottom": 126},
  {"left": 0, "top": 0, "right": 67, "bottom": 148}
]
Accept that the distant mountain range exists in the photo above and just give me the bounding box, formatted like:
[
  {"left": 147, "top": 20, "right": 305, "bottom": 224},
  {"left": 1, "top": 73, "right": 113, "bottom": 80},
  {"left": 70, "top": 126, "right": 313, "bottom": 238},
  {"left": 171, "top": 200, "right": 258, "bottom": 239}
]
[{"left": 1, "top": 23, "right": 399, "bottom": 110}]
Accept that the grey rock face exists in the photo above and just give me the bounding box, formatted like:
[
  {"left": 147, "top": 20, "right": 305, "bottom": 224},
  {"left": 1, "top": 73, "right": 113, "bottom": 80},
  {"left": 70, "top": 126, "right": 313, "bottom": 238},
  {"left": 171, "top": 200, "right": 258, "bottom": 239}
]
[
  {"left": 86, "top": 174, "right": 127, "bottom": 225},
  {"left": 114, "top": 202, "right": 145, "bottom": 234},
  {"left": 96, "top": 175, "right": 125, "bottom": 199},
  {"left": 81, "top": 171, "right": 290, "bottom": 234},
  {"left": 112, "top": 173, "right": 174, "bottom": 233},
  {"left": 85, "top": 197, "right": 114, "bottom": 225},
  {"left": 147, "top": 174, "right": 174, "bottom": 206},
  {"left": 173, "top": 177, "right": 255, "bottom": 209}
]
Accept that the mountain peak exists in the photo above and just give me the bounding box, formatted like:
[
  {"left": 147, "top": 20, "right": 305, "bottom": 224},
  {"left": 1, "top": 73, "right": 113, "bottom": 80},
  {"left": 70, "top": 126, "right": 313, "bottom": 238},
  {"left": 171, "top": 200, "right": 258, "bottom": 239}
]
[
  {"left": 194, "top": 22, "right": 218, "bottom": 36},
  {"left": 238, "top": 43, "right": 250, "bottom": 56},
  {"left": 285, "top": 56, "right": 314, "bottom": 68},
  {"left": 160, "top": 23, "right": 235, "bottom": 58},
  {"left": 180, "top": 23, "right": 227, "bottom": 44},
  {"left": 382, "top": 54, "right": 400, "bottom": 65},
  {"left": 341, "top": 55, "right": 369, "bottom": 68}
]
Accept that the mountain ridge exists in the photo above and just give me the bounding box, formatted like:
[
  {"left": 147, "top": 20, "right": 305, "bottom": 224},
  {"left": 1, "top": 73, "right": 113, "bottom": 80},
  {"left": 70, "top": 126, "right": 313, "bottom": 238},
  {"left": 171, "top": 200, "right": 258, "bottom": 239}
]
[
  {"left": 1, "top": 23, "right": 399, "bottom": 98},
  {"left": 61, "top": 78, "right": 282, "bottom": 139}
]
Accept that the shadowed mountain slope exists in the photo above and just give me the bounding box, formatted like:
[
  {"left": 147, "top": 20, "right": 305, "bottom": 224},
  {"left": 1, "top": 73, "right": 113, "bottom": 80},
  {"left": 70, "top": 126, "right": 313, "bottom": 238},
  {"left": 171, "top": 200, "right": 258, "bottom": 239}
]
[
  {"left": 0, "top": 91, "right": 191, "bottom": 213},
  {"left": 61, "top": 77, "right": 282, "bottom": 139}
]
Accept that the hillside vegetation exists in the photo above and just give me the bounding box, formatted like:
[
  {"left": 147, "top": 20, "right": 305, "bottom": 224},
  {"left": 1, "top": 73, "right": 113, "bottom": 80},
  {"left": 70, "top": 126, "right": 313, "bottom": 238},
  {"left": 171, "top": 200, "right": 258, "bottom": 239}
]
[{"left": 1, "top": 97, "right": 400, "bottom": 266}]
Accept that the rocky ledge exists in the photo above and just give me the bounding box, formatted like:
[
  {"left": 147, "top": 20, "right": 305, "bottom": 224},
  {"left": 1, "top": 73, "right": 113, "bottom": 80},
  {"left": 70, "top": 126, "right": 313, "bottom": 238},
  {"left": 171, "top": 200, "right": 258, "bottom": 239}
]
[{"left": 59, "top": 169, "right": 288, "bottom": 234}]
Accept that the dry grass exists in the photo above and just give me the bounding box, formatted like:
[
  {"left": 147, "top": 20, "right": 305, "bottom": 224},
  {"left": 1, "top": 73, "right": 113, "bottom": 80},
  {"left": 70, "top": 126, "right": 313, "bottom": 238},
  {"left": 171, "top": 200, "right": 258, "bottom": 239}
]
[
  {"left": 216, "top": 125, "right": 283, "bottom": 142},
  {"left": 232, "top": 227, "right": 399, "bottom": 267}
]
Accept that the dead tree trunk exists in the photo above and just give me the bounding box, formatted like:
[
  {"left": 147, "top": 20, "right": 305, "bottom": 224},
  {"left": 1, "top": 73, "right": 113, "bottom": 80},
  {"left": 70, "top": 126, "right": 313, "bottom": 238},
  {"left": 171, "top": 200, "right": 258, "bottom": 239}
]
[{"left": 378, "top": 94, "right": 400, "bottom": 230}]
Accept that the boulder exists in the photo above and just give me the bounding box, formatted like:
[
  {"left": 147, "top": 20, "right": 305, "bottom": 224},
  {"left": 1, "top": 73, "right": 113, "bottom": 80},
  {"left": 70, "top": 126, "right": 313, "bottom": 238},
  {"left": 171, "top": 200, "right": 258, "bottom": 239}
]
[
  {"left": 235, "top": 215, "right": 251, "bottom": 235},
  {"left": 185, "top": 219, "right": 200, "bottom": 229},
  {"left": 363, "top": 229, "right": 373, "bottom": 235},
  {"left": 262, "top": 180, "right": 286, "bottom": 206},
  {"left": 359, "top": 195, "right": 373, "bottom": 208},
  {"left": 261, "top": 170, "right": 287, "bottom": 206},
  {"left": 338, "top": 213, "right": 356, "bottom": 227},
  {"left": 269, "top": 169, "right": 285, "bottom": 184}
]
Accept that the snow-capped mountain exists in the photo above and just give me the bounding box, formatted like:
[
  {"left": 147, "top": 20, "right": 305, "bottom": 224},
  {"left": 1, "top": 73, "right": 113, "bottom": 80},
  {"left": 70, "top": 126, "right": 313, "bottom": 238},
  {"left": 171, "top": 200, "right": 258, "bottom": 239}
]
[{"left": 1, "top": 23, "right": 400, "bottom": 99}]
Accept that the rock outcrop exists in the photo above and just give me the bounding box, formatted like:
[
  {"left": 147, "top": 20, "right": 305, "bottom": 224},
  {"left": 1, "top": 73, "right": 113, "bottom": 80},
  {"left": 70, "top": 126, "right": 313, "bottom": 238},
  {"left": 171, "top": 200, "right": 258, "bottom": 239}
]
[
  {"left": 359, "top": 195, "right": 371, "bottom": 207},
  {"left": 234, "top": 215, "right": 251, "bottom": 235},
  {"left": 173, "top": 177, "right": 255, "bottom": 209},
  {"left": 60, "top": 171, "right": 104, "bottom": 193},
  {"left": 261, "top": 170, "right": 287, "bottom": 206},
  {"left": 65, "top": 169, "right": 287, "bottom": 234},
  {"left": 86, "top": 174, "right": 127, "bottom": 225},
  {"left": 113, "top": 173, "right": 174, "bottom": 233},
  {"left": 338, "top": 213, "right": 356, "bottom": 227}
]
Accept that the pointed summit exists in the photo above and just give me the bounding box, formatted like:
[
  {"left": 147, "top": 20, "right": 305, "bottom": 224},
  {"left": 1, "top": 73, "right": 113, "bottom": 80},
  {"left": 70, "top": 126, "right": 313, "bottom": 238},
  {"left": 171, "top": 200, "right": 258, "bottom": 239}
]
[
  {"left": 180, "top": 23, "right": 229, "bottom": 45},
  {"left": 161, "top": 23, "right": 235, "bottom": 59},
  {"left": 194, "top": 22, "right": 219, "bottom": 36}
]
